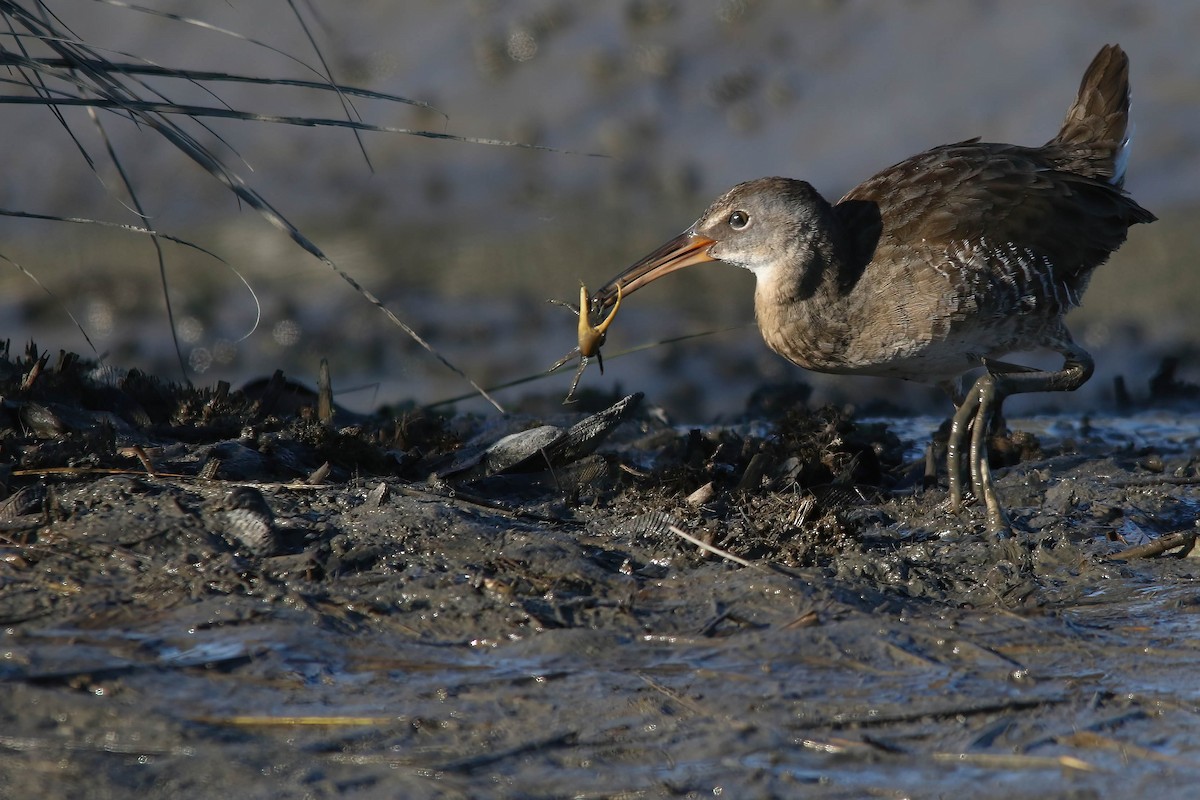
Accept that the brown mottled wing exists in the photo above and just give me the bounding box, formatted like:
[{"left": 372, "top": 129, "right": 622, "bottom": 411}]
[{"left": 836, "top": 141, "right": 1154, "bottom": 292}]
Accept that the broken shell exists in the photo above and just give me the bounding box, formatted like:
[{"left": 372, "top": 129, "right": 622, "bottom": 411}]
[
  {"left": 214, "top": 486, "right": 279, "bottom": 556},
  {"left": 440, "top": 393, "right": 643, "bottom": 481},
  {"left": 482, "top": 425, "right": 568, "bottom": 474}
]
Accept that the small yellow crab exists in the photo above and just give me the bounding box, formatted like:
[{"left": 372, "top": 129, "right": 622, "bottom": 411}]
[{"left": 548, "top": 282, "right": 622, "bottom": 403}]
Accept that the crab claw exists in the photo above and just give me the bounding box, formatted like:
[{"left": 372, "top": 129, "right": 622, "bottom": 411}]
[
  {"left": 547, "top": 282, "right": 624, "bottom": 403},
  {"left": 577, "top": 282, "right": 622, "bottom": 359}
]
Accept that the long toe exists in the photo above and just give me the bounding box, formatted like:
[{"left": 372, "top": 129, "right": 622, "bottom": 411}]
[{"left": 977, "top": 457, "right": 1013, "bottom": 537}]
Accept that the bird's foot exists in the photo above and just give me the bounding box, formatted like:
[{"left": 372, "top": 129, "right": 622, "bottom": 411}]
[{"left": 947, "top": 372, "right": 1013, "bottom": 537}]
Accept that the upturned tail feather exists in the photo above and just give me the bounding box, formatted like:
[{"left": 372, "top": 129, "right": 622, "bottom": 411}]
[{"left": 1051, "top": 44, "right": 1132, "bottom": 186}]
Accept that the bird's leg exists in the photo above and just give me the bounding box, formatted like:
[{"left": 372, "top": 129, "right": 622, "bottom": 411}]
[
  {"left": 947, "top": 378, "right": 983, "bottom": 512},
  {"left": 966, "top": 372, "right": 1008, "bottom": 534},
  {"left": 947, "top": 371, "right": 1011, "bottom": 533},
  {"left": 947, "top": 343, "right": 1095, "bottom": 535},
  {"left": 981, "top": 358, "right": 1043, "bottom": 436},
  {"left": 932, "top": 379, "right": 958, "bottom": 492}
]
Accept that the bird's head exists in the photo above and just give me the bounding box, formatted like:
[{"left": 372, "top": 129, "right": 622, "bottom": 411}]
[{"left": 590, "top": 177, "right": 831, "bottom": 311}]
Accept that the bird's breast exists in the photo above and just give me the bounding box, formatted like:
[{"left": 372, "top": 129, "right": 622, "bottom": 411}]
[{"left": 752, "top": 239, "right": 1072, "bottom": 384}]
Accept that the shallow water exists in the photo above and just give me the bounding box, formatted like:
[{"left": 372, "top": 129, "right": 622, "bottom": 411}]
[{"left": 866, "top": 409, "right": 1200, "bottom": 463}]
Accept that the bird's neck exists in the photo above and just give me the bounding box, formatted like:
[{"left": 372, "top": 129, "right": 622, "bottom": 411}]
[
  {"left": 752, "top": 202, "right": 862, "bottom": 370},
  {"left": 756, "top": 195, "right": 855, "bottom": 303}
]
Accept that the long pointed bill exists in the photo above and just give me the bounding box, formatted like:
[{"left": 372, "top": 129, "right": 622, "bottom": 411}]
[{"left": 591, "top": 230, "right": 718, "bottom": 312}]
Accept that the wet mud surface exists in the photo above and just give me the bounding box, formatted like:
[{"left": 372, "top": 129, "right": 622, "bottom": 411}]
[{"left": 2, "top": 345, "right": 1199, "bottom": 799}]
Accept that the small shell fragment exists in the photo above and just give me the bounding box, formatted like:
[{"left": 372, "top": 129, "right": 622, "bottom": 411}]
[
  {"left": 215, "top": 486, "right": 279, "bottom": 556},
  {"left": 440, "top": 393, "right": 642, "bottom": 481}
]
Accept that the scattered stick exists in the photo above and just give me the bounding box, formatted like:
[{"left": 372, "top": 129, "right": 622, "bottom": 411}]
[
  {"left": 304, "top": 462, "right": 332, "bottom": 485},
  {"left": 794, "top": 695, "right": 1067, "bottom": 730},
  {"left": 667, "top": 524, "right": 753, "bottom": 567},
  {"left": 1109, "top": 475, "right": 1200, "bottom": 488},
  {"left": 116, "top": 446, "right": 160, "bottom": 477},
  {"left": 1106, "top": 529, "right": 1196, "bottom": 560},
  {"left": 317, "top": 358, "right": 334, "bottom": 424},
  {"left": 931, "top": 752, "right": 1096, "bottom": 772},
  {"left": 194, "top": 715, "right": 397, "bottom": 727}
]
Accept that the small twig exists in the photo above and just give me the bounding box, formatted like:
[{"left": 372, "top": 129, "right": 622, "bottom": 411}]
[
  {"left": 1106, "top": 529, "right": 1196, "bottom": 560},
  {"left": 425, "top": 324, "right": 751, "bottom": 410},
  {"left": 18, "top": 352, "right": 47, "bottom": 391},
  {"left": 304, "top": 462, "right": 332, "bottom": 485},
  {"left": 1108, "top": 475, "right": 1200, "bottom": 488},
  {"left": 11, "top": 466, "right": 172, "bottom": 478},
  {"left": 194, "top": 715, "right": 397, "bottom": 727},
  {"left": 1055, "top": 730, "right": 1200, "bottom": 767},
  {"left": 392, "top": 483, "right": 582, "bottom": 526},
  {"left": 636, "top": 672, "right": 708, "bottom": 716},
  {"left": 0, "top": 54, "right": 441, "bottom": 111},
  {"left": 317, "top": 358, "right": 334, "bottom": 424},
  {"left": 116, "top": 446, "right": 159, "bottom": 476},
  {"left": 667, "top": 524, "right": 753, "bottom": 567},
  {"left": 783, "top": 609, "right": 821, "bottom": 629},
  {"left": 794, "top": 696, "right": 1068, "bottom": 730},
  {"left": 931, "top": 752, "right": 1096, "bottom": 772}
]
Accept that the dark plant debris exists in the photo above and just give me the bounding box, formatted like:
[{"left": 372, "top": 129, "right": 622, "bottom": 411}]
[{"left": 1, "top": 342, "right": 1198, "bottom": 797}]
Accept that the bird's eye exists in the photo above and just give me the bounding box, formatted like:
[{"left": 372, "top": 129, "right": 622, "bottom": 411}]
[{"left": 727, "top": 210, "right": 750, "bottom": 230}]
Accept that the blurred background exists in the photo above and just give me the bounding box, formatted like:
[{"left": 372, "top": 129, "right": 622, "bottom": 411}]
[{"left": 0, "top": 0, "right": 1195, "bottom": 420}]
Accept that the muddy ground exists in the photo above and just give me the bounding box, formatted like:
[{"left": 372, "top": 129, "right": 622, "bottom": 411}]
[{"left": 1, "top": 344, "right": 1199, "bottom": 799}]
